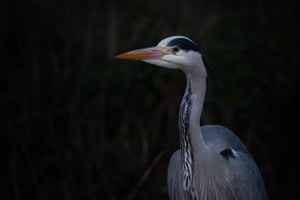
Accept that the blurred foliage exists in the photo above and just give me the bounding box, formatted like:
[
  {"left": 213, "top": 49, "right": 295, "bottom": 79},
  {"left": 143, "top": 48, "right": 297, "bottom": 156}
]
[{"left": 1, "top": 0, "right": 299, "bottom": 199}]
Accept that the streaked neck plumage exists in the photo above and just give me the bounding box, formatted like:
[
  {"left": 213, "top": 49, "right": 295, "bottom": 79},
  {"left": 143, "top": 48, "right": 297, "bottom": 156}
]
[{"left": 179, "top": 61, "right": 207, "bottom": 196}]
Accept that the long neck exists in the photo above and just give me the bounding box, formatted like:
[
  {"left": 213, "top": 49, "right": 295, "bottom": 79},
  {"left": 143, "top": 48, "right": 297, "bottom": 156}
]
[{"left": 179, "top": 70, "right": 207, "bottom": 192}]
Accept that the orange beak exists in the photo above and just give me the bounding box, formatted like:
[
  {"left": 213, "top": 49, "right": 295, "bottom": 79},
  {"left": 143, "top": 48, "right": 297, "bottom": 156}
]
[{"left": 115, "top": 47, "right": 168, "bottom": 60}]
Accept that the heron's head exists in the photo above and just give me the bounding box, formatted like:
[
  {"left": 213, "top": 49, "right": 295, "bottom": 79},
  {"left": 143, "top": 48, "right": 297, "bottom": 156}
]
[{"left": 116, "top": 36, "right": 207, "bottom": 76}]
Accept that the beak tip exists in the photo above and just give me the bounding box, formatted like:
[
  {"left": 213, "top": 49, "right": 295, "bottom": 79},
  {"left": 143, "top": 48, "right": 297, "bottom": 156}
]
[
  {"left": 114, "top": 52, "right": 140, "bottom": 60},
  {"left": 114, "top": 47, "right": 166, "bottom": 61}
]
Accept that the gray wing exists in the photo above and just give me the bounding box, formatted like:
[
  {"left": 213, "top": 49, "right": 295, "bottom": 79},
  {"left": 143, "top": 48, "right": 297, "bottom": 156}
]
[
  {"left": 201, "top": 125, "right": 268, "bottom": 200},
  {"left": 167, "top": 125, "right": 268, "bottom": 200}
]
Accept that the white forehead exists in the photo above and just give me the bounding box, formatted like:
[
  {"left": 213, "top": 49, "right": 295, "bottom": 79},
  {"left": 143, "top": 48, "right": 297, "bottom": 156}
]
[{"left": 157, "top": 35, "right": 193, "bottom": 47}]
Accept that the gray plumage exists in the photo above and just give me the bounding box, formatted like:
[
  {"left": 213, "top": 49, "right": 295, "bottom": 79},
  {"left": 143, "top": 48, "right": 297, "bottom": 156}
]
[
  {"left": 116, "top": 35, "right": 268, "bottom": 200},
  {"left": 168, "top": 125, "right": 267, "bottom": 200}
]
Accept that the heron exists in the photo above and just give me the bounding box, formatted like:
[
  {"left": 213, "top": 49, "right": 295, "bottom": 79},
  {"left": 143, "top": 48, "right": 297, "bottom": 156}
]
[{"left": 116, "top": 36, "right": 268, "bottom": 200}]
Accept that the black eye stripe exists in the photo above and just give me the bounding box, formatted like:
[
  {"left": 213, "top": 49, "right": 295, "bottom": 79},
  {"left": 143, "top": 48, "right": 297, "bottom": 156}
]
[{"left": 167, "top": 38, "right": 199, "bottom": 52}]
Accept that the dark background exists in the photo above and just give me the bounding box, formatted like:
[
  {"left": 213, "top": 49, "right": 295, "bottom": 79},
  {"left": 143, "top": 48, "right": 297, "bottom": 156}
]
[{"left": 1, "top": 0, "right": 299, "bottom": 199}]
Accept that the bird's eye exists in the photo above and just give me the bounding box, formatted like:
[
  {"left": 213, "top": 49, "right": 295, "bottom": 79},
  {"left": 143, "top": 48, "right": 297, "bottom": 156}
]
[{"left": 171, "top": 46, "right": 180, "bottom": 54}]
